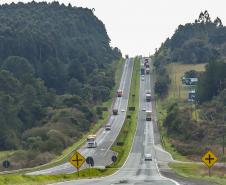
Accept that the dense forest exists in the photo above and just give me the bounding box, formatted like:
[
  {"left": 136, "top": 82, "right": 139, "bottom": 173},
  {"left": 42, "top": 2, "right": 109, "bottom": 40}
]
[
  {"left": 0, "top": 2, "right": 121, "bottom": 169},
  {"left": 154, "top": 10, "right": 226, "bottom": 66}
]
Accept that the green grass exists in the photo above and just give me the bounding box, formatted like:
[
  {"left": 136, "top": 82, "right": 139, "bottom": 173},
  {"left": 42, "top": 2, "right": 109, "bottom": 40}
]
[
  {"left": 0, "top": 58, "right": 141, "bottom": 184},
  {"left": 0, "top": 151, "right": 14, "bottom": 163},
  {"left": 169, "top": 162, "right": 226, "bottom": 185},
  {"left": 167, "top": 63, "right": 206, "bottom": 100},
  {"left": 156, "top": 100, "right": 189, "bottom": 162},
  {"left": 0, "top": 168, "right": 109, "bottom": 185}
]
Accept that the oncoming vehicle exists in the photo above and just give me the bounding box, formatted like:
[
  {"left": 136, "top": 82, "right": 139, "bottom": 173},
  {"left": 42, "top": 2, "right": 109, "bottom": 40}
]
[
  {"left": 144, "top": 153, "right": 152, "bottom": 161},
  {"left": 87, "top": 135, "right": 97, "bottom": 148}
]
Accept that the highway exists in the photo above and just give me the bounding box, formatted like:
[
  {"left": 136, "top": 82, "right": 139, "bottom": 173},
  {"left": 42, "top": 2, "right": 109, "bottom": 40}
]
[
  {"left": 49, "top": 58, "right": 179, "bottom": 185},
  {"left": 29, "top": 58, "right": 134, "bottom": 175}
]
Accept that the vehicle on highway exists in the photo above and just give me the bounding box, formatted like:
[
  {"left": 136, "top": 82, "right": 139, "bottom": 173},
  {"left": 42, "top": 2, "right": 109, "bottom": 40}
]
[
  {"left": 117, "top": 90, "right": 123, "bottom": 97},
  {"left": 105, "top": 124, "right": 111, "bottom": 131},
  {"left": 144, "top": 153, "right": 152, "bottom": 161},
  {"left": 140, "top": 65, "right": 145, "bottom": 75},
  {"left": 146, "top": 67, "right": 150, "bottom": 74},
  {"left": 141, "top": 76, "right": 145, "bottom": 81},
  {"left": 121, "top": 109, "right": 125, "bottom": 112},
  {"left": 146, "top": 110, "right": 152, "bottom": 121},
  {"left": 87, "top": 135, "right": 97, "bottom": 148},
  {"left": 145, "top": 91, "right": 151, "bottom": 102},
  {"left": 142, "top": 107, "right": 146, "bottom": 111},
  {"left": 113, "top": 109, "right": 118, "bottom": 115}
]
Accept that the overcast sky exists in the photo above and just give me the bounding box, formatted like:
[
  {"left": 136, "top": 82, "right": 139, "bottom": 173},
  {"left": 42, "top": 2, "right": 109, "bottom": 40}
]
[{"left": 1, "top": 0, "right": 226, "bottom": 56}]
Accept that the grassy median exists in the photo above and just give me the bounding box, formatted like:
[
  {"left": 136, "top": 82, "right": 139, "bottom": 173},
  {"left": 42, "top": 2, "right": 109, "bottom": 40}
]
[
  {"left": 107, "top": 57, "right": 140, "bottom": 169},
  {"left": 169, "top": 162, "right": 226, "bottom": 185}
]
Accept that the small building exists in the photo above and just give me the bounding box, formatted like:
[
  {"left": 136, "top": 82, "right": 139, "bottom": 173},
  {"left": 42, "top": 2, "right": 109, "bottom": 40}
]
[{"left": 188, "top": 90, "right": 196, "bottom": 102}]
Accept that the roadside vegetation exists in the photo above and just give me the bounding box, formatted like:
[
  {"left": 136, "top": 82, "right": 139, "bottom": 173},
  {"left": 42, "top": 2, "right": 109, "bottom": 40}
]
[
  {"left": 154, "top": 10, "right": 226, "bottom": 183},
  {"left": 0, "top": 57, "right": 140, "bottom": 185},
  {"left": 169, "top": 162, "right": 226, "bottom": 185},
  {"left": 0, "top": 2, "right": 122, "bottom": 170}
]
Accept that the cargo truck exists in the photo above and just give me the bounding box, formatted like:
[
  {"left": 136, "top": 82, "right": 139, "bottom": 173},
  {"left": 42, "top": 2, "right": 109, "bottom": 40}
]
[
  {"left": 87, "top": 135, "right": 97, "bottom": 148},
  {"left": 146, "top": 110, "right": 152, "bottom": 121},
  {"left": 113, "top": 109, "right": 118, "bottom": 115}
]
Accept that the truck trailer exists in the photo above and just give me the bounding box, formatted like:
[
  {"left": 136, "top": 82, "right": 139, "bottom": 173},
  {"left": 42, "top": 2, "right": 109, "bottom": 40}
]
[
  {"left": 87, "top": 135, "right": 97, "bottom": 148},
  {"left": 146, "top": 110, "right": 152, "bottom": 121}
]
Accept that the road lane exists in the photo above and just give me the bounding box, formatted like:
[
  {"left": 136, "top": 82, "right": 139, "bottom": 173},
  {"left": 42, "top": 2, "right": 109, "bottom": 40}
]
[
  {"left": 50, "top": 58, "right": 179, "bottom": 185},
  {"left": 29, "top": 58, "right": 133, "bottom": 175}
]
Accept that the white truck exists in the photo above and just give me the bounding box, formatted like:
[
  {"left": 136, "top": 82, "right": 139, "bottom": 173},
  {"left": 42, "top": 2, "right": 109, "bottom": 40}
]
[
  {"left": 87, "top": 135, "right": 97, "bottom": 148},
  {"left": 146, "top": 110, "right": 152, "bottom": 121}
]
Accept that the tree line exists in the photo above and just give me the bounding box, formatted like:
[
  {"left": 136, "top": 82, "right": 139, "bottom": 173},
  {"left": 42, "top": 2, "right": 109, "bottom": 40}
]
[{"left": 0, "top": 1, "right": 121, "bottom": 169}]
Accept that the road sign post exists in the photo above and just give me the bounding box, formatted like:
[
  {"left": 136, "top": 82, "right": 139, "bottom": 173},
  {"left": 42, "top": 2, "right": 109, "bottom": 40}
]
[
  {"left": 201, "top": 150, "right": 218, "bottom": 177},
  {"left": 86, "top": 156, "right": 94, "bottom": 178},
  {"left": 2, "top": 160, "right": 10, "bottom": 168},
  {"left": 69, "top": 151, "right": 86, "bottom": 176}
]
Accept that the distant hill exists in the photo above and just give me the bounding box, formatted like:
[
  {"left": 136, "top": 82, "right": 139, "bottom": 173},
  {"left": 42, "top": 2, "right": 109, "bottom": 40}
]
[
  {"left": 154, "top": 10, "right": 226, "bottom": 66},
  {"left": 0, "top": 1, "right": 121, "bottom": 169}
]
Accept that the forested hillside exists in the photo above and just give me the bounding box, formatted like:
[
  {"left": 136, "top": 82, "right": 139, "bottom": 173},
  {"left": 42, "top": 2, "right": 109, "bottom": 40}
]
[
  {"left": 154, "top": 11, "right": 226, "bottom": 66},
  {"left": 0, "top": 1, "right": 121, "bottom": 169},
  {"left": 155, "top": 11, "right": 226, "bottom": 160},
  {"left": 154, "top": 11, "right": 226, "bottom": 98}
]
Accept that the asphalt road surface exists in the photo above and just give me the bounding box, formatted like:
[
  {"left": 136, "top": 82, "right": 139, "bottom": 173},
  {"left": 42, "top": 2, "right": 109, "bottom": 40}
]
[
  {"left": 29, "top": 58, "right": 134, "bottom": 175},
  {"left": 49, "top": 58, "right": 179, "bottom": 185}
]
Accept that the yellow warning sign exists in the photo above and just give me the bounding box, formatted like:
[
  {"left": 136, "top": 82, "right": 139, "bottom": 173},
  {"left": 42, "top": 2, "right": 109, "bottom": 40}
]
[
  {"left": 69, "top": 151, "right": 85, "bottom": 169},
  {"left": 201, "top": 150, "right": 218, "bottom": 168}
]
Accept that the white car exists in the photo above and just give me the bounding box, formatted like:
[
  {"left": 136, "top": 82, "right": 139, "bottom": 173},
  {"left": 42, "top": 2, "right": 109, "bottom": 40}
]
[
  {"left": 121, "top": 109, "right": 125, "bottom": 112},
  {"left": 142, "top": 107, "right": 146, "bottom": 111},
  {"left": 105, "top": 124, "right": 111, "bottom": 131},
  {"left": 144, "top": 154, "right": 152, "bottom": 161},
  {"left": 141, "top": 76, "right": 145, "bottom": 81}
]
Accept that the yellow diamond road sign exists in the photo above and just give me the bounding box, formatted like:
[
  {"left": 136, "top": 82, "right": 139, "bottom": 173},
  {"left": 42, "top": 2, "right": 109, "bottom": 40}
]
[
  {"left": 69, "top": 151, "right": 86, "bottom": 169},
  {"left": 201, "top": 150, "right": 218, "bottom": 168}
]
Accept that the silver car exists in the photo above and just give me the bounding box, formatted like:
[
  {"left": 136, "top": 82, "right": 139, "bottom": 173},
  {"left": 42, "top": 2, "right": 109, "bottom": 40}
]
[{"left": 144, "top": 154, "right": 152, "bottom": 161}]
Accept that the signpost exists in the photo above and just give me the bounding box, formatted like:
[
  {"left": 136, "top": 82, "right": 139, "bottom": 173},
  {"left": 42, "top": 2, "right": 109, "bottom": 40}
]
[
  {"left": 2, "top": 160, "right": 10, "bottom": 168},
  {"left": 86, "top": 156, "right": 94, "bottom": 178},
  {"left": 69, "top": 151, "right": 86, "bottom": 176},
  {"left": 112, "top": 155, "right": 117, "bottom": 163},
  {"left": 201, "top": 150, "right": 218, "bottom": 176}
]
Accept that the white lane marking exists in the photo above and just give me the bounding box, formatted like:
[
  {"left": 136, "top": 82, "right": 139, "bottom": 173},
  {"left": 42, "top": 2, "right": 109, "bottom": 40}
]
[
  {"left": 103, "top": 59, "right": 132, "bottom": 156},
  {"left": 102, "top": 59, "right": 138, "bottom": 178},
  {"left": 146, "top": 66, "right": 180, "bottom": 185}
]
